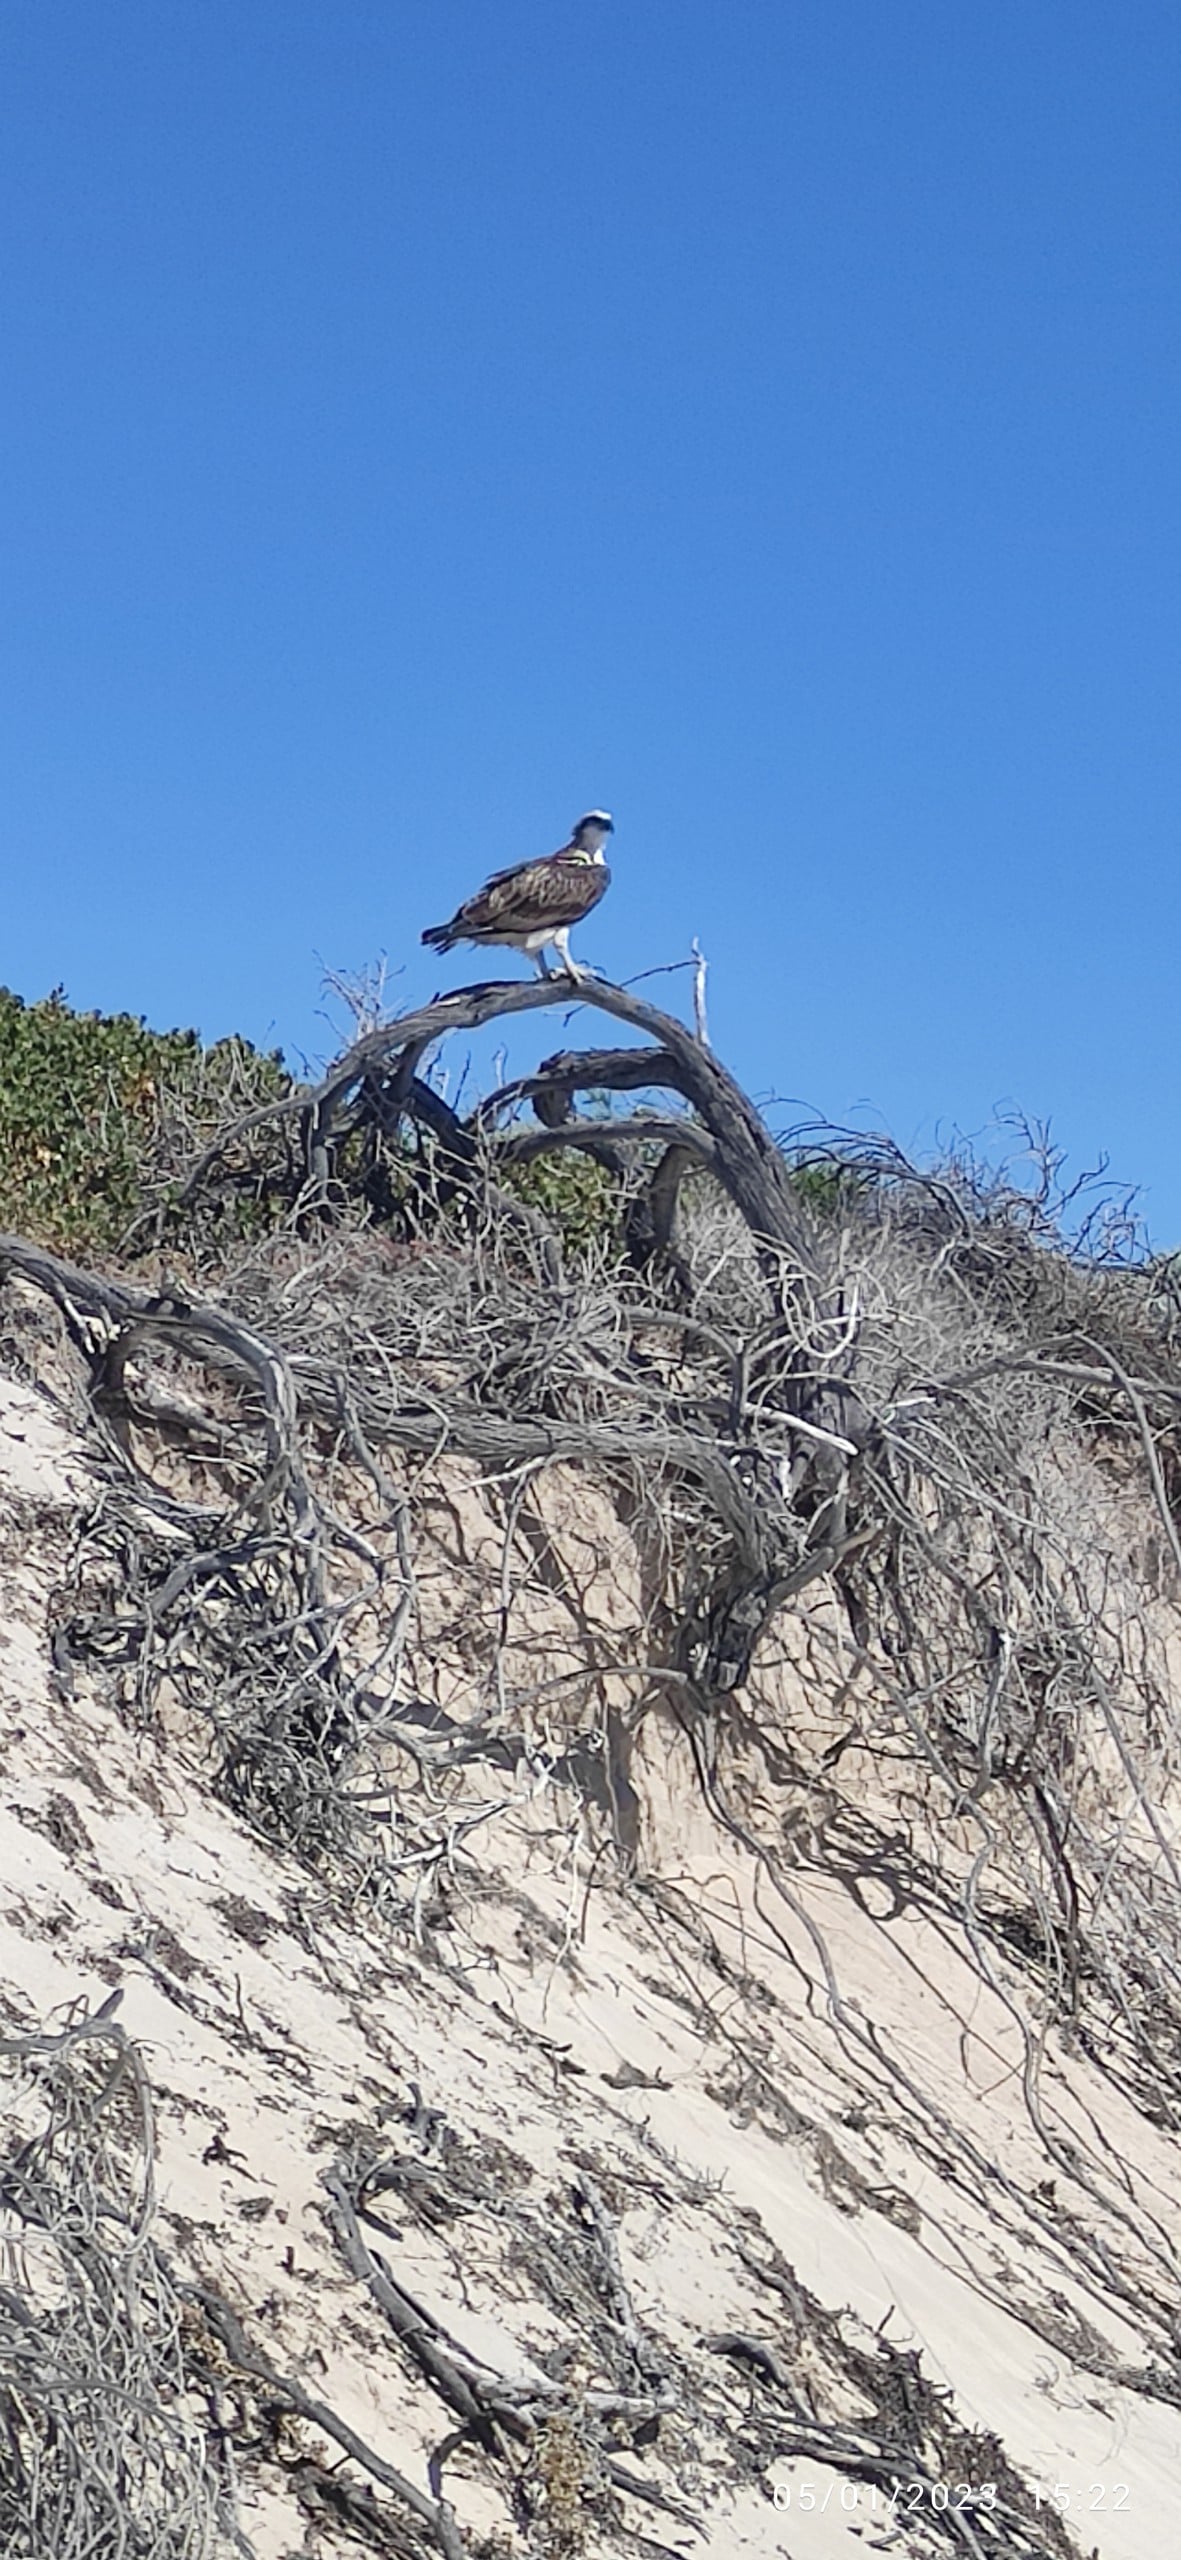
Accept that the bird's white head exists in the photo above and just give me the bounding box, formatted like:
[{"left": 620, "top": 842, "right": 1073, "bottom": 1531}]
[{"left": 571, "top": 810, "right": 614, "bottom": 863}]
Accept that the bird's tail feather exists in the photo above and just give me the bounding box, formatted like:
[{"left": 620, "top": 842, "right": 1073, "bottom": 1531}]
[{"left": 421, "top": 922, "right": 456, "bottom": 951}]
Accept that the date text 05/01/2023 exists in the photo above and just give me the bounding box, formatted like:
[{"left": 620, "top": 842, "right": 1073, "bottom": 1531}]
[
  {"left": 768, "top": 2476, "right": 1132, "bottom": 2517},
  {"left": 770, "top": 2482, "right": 995, "bottom": 2516}
]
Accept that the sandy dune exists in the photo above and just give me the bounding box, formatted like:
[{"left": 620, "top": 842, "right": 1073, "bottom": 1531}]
[{"left": 2, "top": 1365, "right": 1179, "bottom": 2559}]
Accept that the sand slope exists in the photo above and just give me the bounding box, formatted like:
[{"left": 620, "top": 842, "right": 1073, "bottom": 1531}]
[{"left": 2, "top": 1367, "right": 1179, "bottom": 2560}]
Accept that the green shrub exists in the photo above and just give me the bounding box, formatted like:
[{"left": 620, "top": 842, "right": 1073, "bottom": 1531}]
[
  {"left": 503, "top": 1148, "right": 621, "bottom": 1254},
  {"left": 786, "top": 1154, "right": 872, "bottom": 1215},
  {"left": 0, "top": 987, "right": 290, "bottom": 1254}
]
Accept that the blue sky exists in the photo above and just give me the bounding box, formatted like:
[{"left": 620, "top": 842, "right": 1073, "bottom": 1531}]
[{"left": 3, "top": 4, "right": 1181, "bottom": 1233}]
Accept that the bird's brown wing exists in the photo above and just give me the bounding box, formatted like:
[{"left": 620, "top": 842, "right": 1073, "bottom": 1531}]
[{"left": 447, "top": 855, "right": 610, "bottom": 938}]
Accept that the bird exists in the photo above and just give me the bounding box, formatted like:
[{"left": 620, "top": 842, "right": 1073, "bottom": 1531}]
[{"left": 421, "top": 812, "right": 614, "bottom": 981}]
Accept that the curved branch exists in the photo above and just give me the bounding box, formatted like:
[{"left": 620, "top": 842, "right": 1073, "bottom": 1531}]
[
  {"left": 0, "top": 1225, "right": 773, "bottom": 1571},
  {"left": 0, "top": 1230, "right": 329, "bottom": 1609},
  {"left": 293, "top": 1361, "right": 773, "bottom": 1564},
  {"left": 470, "top": 1045, "right": 689, "bottom": 1130},
  {"left": 305, "top": 975, "right": 817, "bottom": 1262},
  {"left": 158, "top": 971, "right": 819, "bottom": 1277},
  {"left": 495, "top": 1117, "right": 717, "bottom": 1170}
]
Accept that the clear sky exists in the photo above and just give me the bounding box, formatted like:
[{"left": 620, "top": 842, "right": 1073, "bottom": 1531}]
[{"left": 3, "top": 4, "right": 1181, "bottom": 1234}]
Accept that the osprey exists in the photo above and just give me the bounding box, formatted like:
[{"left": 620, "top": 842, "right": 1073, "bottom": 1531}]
[{"left": 422, "top": 811, "right": 614, "bottom": 980}]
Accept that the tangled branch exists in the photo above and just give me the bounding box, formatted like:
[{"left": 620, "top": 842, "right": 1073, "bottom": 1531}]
[
  {"left": 0, "top": 1994, "right": 222, "bottom": 2560},
  {"left": 4, "top": 966, "right": 1181, "bottom": 2435}
]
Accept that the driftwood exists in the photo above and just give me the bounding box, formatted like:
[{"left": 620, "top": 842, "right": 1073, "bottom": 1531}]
[
  {"left": 4, "top": 973, "right": 1181, "bottom": 2219},
  {"left": 4, "top": 969, "right": 1181, "bottom": 2552},
  {"left": 301, "top": 974, "right": 818, "bottom": 1258},
  {"left": 170, "top": 970, "right": 825, "bottom": 1307}
]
